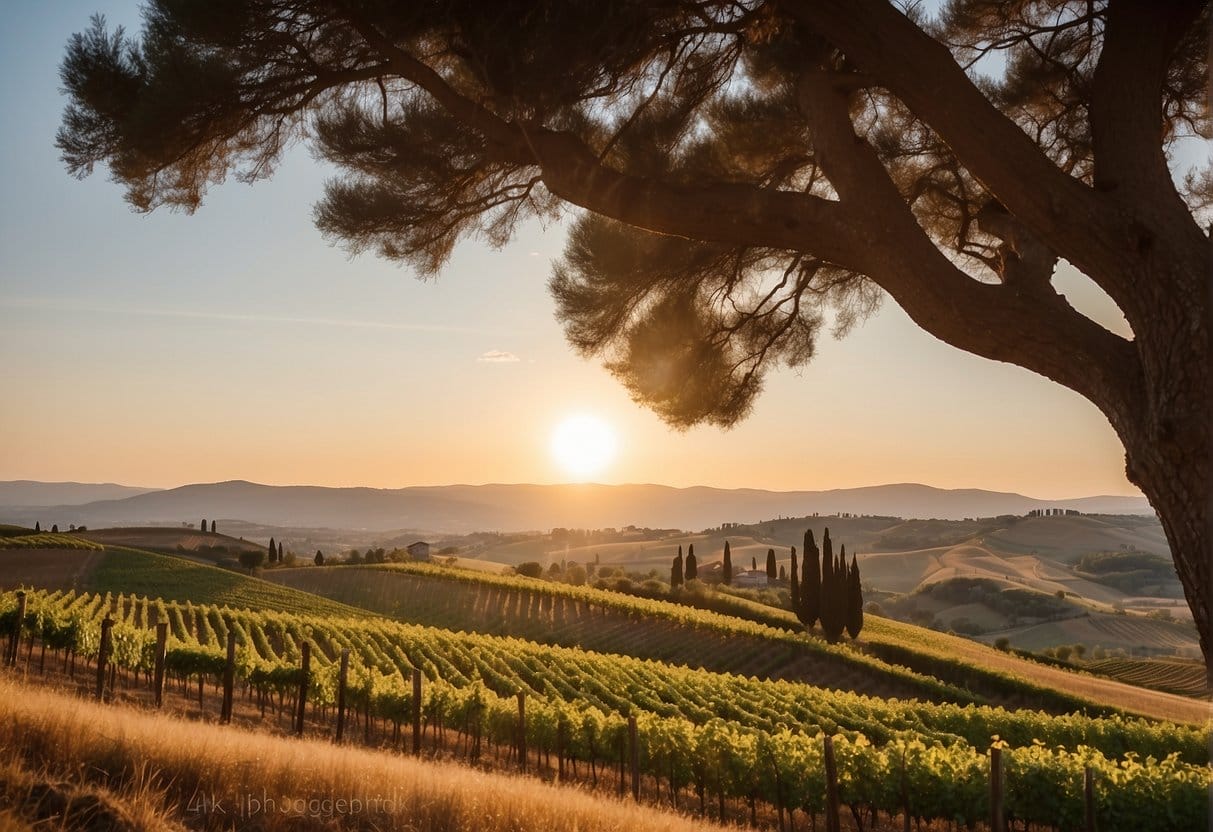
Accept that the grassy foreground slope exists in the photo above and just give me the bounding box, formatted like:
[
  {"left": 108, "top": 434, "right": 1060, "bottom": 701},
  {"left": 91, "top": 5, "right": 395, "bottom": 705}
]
[
  {"left": 0, "top": 675, "right": 721, "bottom": 832},
  {"left": 0, "top": 539, "right": 365, "bottom": 618},
  {"left": 266, "top": 563, "right": 1209, "bottom": 722}
]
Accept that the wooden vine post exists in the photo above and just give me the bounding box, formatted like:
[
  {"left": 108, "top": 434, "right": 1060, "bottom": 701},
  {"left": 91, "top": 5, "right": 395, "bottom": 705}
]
[
  {"left": 95, "top": 617, "right": 113, "bottom": 701},
  {"left": 628, "top": 714, "right": 640, "bottom": 800},
  {"left": 411, "top": 668, "right": 422, "bottom": 754},
  {"left": 294, "top": 640, "right": 310, "bottom": 736},
  {"left": 152, "top": 623, "right": 167, "bottom": 708},
  {"left": 335, "top": 648, "right": 350, "bottom": 743},
  {"left": 220, "top": 631, "right": 236, "bottom": 723},
  {"left": 516, "top": 691, "right": 527, "bottom": 772},
  {"left": 990, "top": 746, "right": 1006, "bottom": 832},
  {"left": 557, "top": 720, "right": 566, "bottom": 780},
  {"left": 900, "top": 749, "right": 911, "bottom": 832},
  {"left": 823, "top": 735, "right": 841, "bottom": 832},
  {"left": 7, "top": 590, "right": 26, "bottom": 667},
  {"left": 1084, "top": 766, "right": 1096, "bottom": 832}
]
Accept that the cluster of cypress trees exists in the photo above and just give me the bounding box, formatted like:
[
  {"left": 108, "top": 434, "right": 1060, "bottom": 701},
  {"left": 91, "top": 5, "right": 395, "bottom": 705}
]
[
  {"left": 267, "top": 537, "right": 284, "bottom": 564},
  {"left": 789, "top": 527, "right": 864, "bottom": 643},
  {"left": 668, "top": 533, "right": 861, "bottom": 642},
  {"left": 670, "top": 544, "right": 698, "bottom": 588}
]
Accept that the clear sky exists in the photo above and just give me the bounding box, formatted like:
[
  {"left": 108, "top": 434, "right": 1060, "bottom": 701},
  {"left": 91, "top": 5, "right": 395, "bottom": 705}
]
[{"left": 0, "top": 1, "right": 1155, "bottom": 498}]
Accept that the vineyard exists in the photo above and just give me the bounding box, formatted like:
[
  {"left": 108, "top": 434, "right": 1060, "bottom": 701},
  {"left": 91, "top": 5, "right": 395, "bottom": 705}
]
[
  {"left": 1084, "top": 658, "right": 1207, "bottom": 698},
  {"left": 2, "top": 588, "right": 1207, "bottom": 831},
  {"left": 269, "top": 563, "right": 970, "bottom": 703},
  {"left": 271, "top": 563, "right": 1200, "bottom": 720},
  {"left": 0, "top": 532, "right": 103, "bottom": 551},
  {"left": 0, "top": 534, "right": 366, "bottom": 618}
]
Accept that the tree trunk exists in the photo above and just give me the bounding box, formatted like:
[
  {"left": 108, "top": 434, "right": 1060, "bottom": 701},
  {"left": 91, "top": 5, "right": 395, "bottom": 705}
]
[
  {"left": 1125, "top": 431, "right": 1211, "bottom": 682},
  {"left": 1116, "top": 274, "right": 1210, "bottom": 684}
]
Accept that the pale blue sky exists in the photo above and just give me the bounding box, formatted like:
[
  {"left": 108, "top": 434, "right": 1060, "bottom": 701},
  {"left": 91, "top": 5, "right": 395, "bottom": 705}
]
[{"left": 0, "top": 1, "right": 1153, "bottom": 498}]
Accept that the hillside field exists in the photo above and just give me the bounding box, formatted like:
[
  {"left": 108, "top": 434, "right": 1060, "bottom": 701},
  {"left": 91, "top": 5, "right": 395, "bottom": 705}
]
[
  {"left": 0, "top": 539, "right": 364, "bottom": 618},
  {"left": 265, "top": 562, "right": 1209, "bottom": 723}
]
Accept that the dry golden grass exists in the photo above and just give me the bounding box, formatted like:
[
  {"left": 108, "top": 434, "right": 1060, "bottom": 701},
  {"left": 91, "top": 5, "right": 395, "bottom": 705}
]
[
  {"left": 0, "top": 675, "right": 730, "bottom": 832},
  {"left": 0, "top": 753, "right": 181, "bottom": 832}
]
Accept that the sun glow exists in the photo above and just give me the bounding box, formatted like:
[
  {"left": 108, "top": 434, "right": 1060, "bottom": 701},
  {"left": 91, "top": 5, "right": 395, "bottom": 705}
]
[{"left": 550, "top": 414, "right": 618, "bottom": 480}]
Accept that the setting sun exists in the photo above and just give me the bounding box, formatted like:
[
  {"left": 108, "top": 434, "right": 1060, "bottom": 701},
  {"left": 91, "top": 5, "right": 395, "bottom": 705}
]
[{"left": 550, "top": 414, "right": 618, "bottom": 480}]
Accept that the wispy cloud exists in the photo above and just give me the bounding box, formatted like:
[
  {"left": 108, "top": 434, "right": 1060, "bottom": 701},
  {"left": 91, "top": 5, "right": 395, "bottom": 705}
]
[
  {"left": 0, "top": 297, "right": 508, "bottom": 335},
  {"left": 477, "top": 350, "right": 520, "bottom": 363}
]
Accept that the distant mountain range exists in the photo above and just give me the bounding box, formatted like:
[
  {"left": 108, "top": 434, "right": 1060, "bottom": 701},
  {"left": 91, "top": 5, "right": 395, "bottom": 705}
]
[
  {"left": 0, "top": 480, "right": 160, "bottom": 507},
  {"left": 0, "top": 479, "right": 1152, "bottom": 533}
]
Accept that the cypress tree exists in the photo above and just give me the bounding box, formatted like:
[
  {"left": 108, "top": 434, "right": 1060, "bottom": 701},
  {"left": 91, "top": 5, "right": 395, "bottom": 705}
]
[
  {"left": 268, "top": 537, "right": 276, "bottom": 563},
  {"left": 685, "top": 545, "right": 697, "bottom": 581},
  {"left": 789, "top": 545, "right": 800, "bottom": 617},
  {"left": 210, "top": 520, "right": 216, "bottom": 533},
  {"left": 846, "top": 551, "right": 864, "bottom": 640},
  {"left": 277, "top": 541, "right": 283, "bottom": 561},
  {"left": 779, "top": 564, "right": 786, "bottom": 580},
  {"left": 671, "top": 549, "right": 683, "bottom": 589},
  {"left": 802, "top": 529, "right": 821, "bottom": 629},
  {"left": 751, "top": 555, "right": 758, "bottom": 572},
  {"left": 314, "top": 550, "right": 324, "bottom": 565},
  {"left": 820, "top": 530, "right": 845, "bottom": 642},
  {"left": 200, "top": 518, "right": 207, "bottom": 532},
  {"left": 51, "top": 524, "right": 58, "bottom": 533},
  {"left": 722, "top": 541, "right": 732, "bottom": 585},
  {"left": 766, "top": 548, "right": 777, "bottom": 580},
  {"left": 34, "top": 521, "right": 40, "bottom": 532}
]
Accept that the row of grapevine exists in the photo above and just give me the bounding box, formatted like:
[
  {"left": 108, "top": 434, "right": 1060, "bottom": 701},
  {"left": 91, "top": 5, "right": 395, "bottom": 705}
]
[{"left": 2, "top": 589, "right": 1207, "bottom": 830}]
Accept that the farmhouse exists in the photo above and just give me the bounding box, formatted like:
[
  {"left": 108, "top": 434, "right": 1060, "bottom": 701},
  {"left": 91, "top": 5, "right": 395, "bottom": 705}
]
[
  {"left": 406, "top": 541, "right": 431, "bottom": 561},
  {"left": 734, "top": 569, "right": 769, "bottom": 588}
]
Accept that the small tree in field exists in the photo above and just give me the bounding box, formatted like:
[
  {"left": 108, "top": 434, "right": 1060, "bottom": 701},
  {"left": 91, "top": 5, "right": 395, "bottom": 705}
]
[
  {"left": 685, "top": 545, "right": 697, "bottom": 581},
  {"left": 277, "top": 541, "right": 284, "bottom": 562},
  {"left": 268, "top": 537, "right": 276, "bottom": 564},
  {"left": 314, "top": 550, "right": 324, "bottom": 566},
  {"left": 210, "top": 520, "right": 216, "bottom": 533},
  {"left": 722, "top": 540, "right": 732, "bottom": 585},
  {"left": 238, "top": 549, "right": 265, "bottom": 574},
  {"left": 670, "top": 552, "right": 683, "bottom": 590},
  {"left": 766, "top": 548, "right": 777, "bottom": 581},
  {"left": 34, "top": 522, "right": 40, "bottom": 533},
  {"left": 51, "top": 525, "right": 58, "bottom": 533},
  {"left": 200, "top": 519, "right": 206, "bottom": 532}
]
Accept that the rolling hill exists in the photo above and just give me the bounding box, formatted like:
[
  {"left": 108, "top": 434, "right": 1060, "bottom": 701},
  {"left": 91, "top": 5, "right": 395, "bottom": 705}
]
[
  {"left": 78, "top": 525, "right": 266, "bottom": 561},
  {"left": 0, "top": 537, "right": 364, "bottom": 617},
  {"left": 0, "top": 479, "right": 1152, "bottom": 533},
  {"left": 0, "top": 480, "right": 159, "bottom": 506}
]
